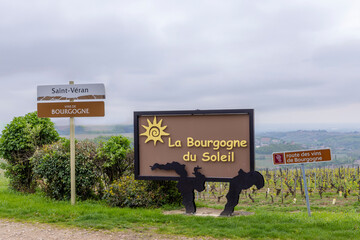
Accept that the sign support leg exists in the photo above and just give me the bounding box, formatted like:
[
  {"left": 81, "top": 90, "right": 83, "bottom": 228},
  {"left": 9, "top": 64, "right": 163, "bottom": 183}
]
[
  {"left": 70, "top": 117, "right": 75, "bottom": 205},
  {"left": 69, "top": 81, "right": 76, "bottom": 205},
  {"left": 301, "top": 164, "right": 311, "bottom": 217}
]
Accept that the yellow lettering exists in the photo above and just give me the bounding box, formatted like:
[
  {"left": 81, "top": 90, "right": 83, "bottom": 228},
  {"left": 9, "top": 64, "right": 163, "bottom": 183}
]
[
  {"left": 187, "top": 137, "right": 194, "bottom": 147},
  {"left": 183, "top": 152, "right": 197, "bottom": 162},
  {"left": 233, "top": 140, "right": 240, "bottom": 148},
  {"left": 187, "top": 137, "right": 248, "bottom": 150},
  {"left": 226, "top": 140, "right": 234, "bottom": 150},
  {"left": 168, "top": 138, "right": 182, "bottom": 148},
  {"left": 168, "top": 138, "right": 175, "bottom": 147},
  {"left": 183, "top": 152, "right": 190, "bottom": 161},
  {"left": 200, "top": 140, "right": 208, "bottom": 148},
  {"left": 202, "top": 152, "right": 210, "bottom": 162},
  {"left": 201, "top": 151, "right": 235, "bottom": 162},
  {"left": 213, "top": 140, "right": 220, "bottom": 150}
]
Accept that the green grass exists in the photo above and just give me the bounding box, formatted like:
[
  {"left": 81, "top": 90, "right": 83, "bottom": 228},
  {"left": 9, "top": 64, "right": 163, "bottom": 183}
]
[{"left": 1, "top": 175, "right": 360, "bottom": 239}]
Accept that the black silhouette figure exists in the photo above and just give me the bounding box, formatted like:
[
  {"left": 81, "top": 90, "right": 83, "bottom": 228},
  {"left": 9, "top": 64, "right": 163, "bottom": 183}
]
[
  {"left": 220, "top": 169, "right": 264, "bottom": 216},
  {"left": 151, "top": 161, "right": 205, "bottom": 214}
]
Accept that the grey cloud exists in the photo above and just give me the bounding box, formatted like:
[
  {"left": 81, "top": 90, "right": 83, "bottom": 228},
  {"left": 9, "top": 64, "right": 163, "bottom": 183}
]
[
  {"left": 312, "top": 42, "right": 360, "bottom": 68},
  {"left": 0, "top": 0, "right": 360, "bottom": 127}
]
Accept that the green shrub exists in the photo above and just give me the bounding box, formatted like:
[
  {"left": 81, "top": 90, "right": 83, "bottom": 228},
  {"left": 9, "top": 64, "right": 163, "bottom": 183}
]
[
  {"left": 0, "top": 112, "right": 59, "bottom": 192},
  {"left": 96, "top": 135, "right": 132, "bottom": 185},
  {"left": 31, "top": 139, "right": 102, "bottom": 200},
  {"left": 147, "top": 180, "right": 182, "bottom": 206},
  {"left": 104, "top": 175, "right": 154, "bottom": 207},
  {"left": 104, "top": 175, "right": 182, "bottom": 208}
]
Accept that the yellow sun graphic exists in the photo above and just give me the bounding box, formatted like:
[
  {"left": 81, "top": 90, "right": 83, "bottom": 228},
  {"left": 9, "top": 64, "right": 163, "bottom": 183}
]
[{"left": 140, "top": 116, "right": 170, "bottom": 146}]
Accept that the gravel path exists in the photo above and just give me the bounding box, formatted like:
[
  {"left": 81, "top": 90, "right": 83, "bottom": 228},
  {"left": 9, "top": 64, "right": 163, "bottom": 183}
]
[{"left": 0, "top": 219, "right": 207, "bottom": 240}]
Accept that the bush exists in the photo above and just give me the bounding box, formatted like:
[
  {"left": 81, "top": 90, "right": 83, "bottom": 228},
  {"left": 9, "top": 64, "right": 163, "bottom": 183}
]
[
  {"left": 147, "top": 180, "right": 182, "bottom": 206},
  {"left": 96, "top": 135, "right": 133, "bottom": 185},
  {"left": 31, "top": 139, "right": 102, "bottom": 200},
  {"left": 104, "top": 175, "right": 182, "bottom": 208},
  {"left": 104, "top": 175, "right": 154, "bottom": 207},
  {"left": 0, "top": 112, "right": 59, "bottom": 192}
]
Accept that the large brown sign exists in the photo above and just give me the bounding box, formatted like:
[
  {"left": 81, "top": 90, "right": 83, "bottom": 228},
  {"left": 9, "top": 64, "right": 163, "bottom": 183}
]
[
  {"left": 37, "top": 101, "right": 105, "bottom": 118},
  {"left": 273, "top": 149, "right": 332, "bottom": 165},
  {"left": 134, "top": 109, "right": 254, "bottom": 181}
]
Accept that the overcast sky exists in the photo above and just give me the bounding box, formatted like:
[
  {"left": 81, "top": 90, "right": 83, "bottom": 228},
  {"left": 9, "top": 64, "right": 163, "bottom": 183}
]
[{"left": 1, "top": 0, "right": 360, "bottom": 131}]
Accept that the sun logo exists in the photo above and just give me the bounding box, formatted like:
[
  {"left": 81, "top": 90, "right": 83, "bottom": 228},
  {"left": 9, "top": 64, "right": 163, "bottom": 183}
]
[{"left": 140, "top": 116, "right": 170, "bottom": 146}]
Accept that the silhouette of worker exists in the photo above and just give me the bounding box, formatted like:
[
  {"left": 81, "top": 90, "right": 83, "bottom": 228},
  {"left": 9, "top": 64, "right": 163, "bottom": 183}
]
[
  {"left": 151, "top": 161, "right": 205, "bottom": 214},
  {"left": 220, "top": 169, "right": 264, "bottom": 216}
]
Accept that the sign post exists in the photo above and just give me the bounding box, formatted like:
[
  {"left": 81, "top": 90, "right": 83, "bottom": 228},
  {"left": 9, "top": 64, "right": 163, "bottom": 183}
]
[
  {"left": 301, "top": 164, "right": 311, "bottom": 216},
  {"left": 37, "top": 82, "right": 105, "bottom": 205},
  {"left": 69, "top": 81, "right": 76, "bottom": 205},
  {"left": 273, "top": 148, "right": 332, "bottom": 217}
]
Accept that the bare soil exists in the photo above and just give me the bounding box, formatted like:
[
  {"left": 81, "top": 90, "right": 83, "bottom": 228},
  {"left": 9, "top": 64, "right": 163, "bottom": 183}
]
[
  {"left": 163, "top": 207, "right": 254, "bottom": 217},
  {"left": 0, "top": 219, "right": 216, "bottom": 240}
]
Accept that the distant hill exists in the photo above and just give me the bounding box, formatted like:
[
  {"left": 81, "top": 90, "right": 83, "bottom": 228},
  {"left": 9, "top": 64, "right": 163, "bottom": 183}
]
[
  {"left": 258, "top": 130, "right": 360, "bottom": 153},
  {"left": 55, "top": 124, "right": 133, "bottom": 137},
  {"left": 256, "top": 130, "right": 360, "bottom": 168},
  {"left": 54, "top": 125, "right": 360, "bottom": 167}
]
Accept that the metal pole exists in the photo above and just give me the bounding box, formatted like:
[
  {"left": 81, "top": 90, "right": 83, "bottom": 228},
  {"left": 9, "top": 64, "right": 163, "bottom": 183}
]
[
  {"left": 301, "top": 164, "right": 311, "bottom": 217},
  {"left": 69, "top": 81, "right": 76, "bottom": 205},
  {"left": 280, "top": 169, "right": 283, "bottom": 204}
]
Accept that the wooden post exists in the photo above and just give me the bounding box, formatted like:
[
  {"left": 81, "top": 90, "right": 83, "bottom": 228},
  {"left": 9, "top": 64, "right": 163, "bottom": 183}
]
[{"left": 69, "top": 81, "right": 76, "bottom": 205}]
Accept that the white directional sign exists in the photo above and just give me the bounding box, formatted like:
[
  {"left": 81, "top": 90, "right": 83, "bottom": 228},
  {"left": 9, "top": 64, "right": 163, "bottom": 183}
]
[{"left": 37, "top": 83, "right": 105, "bottom": 101}]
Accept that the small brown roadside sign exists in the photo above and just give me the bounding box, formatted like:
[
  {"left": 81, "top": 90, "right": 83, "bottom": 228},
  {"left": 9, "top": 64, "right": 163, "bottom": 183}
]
[
  {"left": 37, "top": 101, "right": 105, "bottom": 118},
  {"left": 273, "top": 149, "right": 331, "bottom": 165}
]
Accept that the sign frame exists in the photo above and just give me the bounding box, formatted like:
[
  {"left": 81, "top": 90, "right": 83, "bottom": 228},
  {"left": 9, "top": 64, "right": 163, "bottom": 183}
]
[{"left": 134, "top": 109, "right": 255, "bottom": 182}]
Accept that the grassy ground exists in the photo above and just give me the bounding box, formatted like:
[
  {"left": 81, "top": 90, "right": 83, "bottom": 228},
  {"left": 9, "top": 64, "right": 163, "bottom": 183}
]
[{"left": 1, "top": 174, "right": 360, "bottom": 240}]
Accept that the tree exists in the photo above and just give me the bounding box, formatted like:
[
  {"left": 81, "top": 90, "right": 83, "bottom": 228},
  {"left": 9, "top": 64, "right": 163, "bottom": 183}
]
[
  {"left": 0, "top": 112, "right": 59, "bottom": 192},
  {"left": 96, "top": 135, "right": 132, "bottom": 185}
]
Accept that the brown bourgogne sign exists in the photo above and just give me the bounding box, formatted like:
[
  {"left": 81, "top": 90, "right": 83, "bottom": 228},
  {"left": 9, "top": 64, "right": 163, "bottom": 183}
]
[
  {"left": 37, "top": 101, "right": 105, "bottom": 118},
  {"left": 273, "top": 149, "right": 332, "bottom": 165},
  {"left": 37, "top": 83, "right": 106, "bottom": 118},
  {"left": 134, "top": 109, "right": 255, "bottom": 181}
]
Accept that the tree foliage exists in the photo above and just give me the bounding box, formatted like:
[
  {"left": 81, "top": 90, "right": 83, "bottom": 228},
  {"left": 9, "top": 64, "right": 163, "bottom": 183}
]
[
  {"left": 0, "top": 112, "right": 59, "bottom": 192},
  {"left": 1, "top": 116, "right": 181, "bottom": 206},
  {"left": 96, "top": 135, "right": 133, "bottom": 185},
  {"left": 31, "top": 139, "right": 101, "bottom": 200}
]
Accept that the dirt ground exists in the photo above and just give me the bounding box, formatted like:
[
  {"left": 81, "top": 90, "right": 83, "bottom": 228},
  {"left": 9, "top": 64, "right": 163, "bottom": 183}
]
[
  {"left": 0, "top": 219, "right": 207, "bottom": 240},
  {"left": 0, "top": 208, "right": 247, "bottom": 240},
  {"left": 163, "top": 207, "right": 254, "bottom": 217}
]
